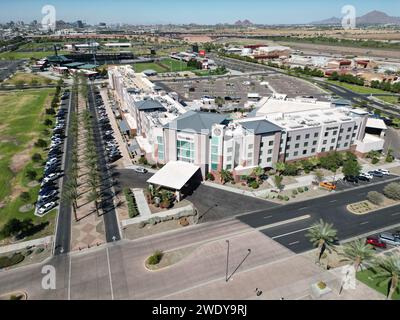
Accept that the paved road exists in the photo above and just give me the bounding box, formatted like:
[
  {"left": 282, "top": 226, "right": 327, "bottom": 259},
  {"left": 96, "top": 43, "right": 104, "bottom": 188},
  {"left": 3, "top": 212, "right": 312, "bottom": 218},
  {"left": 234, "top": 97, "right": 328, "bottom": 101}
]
[
  {"left": 0, "top": 60, "right": 24, "bottom": 81},
  {"left": 88, "top": 84, "right": 121, "bottom": 243},
  {"left": 238, "top": 177, "right": 400, "bottom": 253},
  {"left": 54, "top": 88, "right": 76, "bottom": 255}
]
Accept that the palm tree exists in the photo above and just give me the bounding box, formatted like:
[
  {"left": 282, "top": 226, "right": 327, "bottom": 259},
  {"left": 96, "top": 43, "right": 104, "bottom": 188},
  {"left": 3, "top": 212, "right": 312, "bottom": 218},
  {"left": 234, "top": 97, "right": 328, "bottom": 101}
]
[
  {"left": 275, "top": 161, "right": 286, "bottom": 176},
  {"left": 374, "top": 254, "right": 400, "bottom": 300},
  {"left": 87, "top": 190, "right": 101, "bottom": 216},
  {"left": 306, "top": 219, "right": 338, "bottom": 264},
  {"left": 251, "top": 166, "right": 264, "bottom": 183},
  {"left": 340, "top": 239, "right": 375, "bottom": 272}
]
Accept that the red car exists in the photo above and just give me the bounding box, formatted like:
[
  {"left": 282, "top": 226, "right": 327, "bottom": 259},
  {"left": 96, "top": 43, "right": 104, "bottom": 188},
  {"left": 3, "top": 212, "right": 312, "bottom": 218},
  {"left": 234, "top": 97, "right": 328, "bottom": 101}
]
[{"left": 366, "top": 237, "right": 387, "bottom": 249}]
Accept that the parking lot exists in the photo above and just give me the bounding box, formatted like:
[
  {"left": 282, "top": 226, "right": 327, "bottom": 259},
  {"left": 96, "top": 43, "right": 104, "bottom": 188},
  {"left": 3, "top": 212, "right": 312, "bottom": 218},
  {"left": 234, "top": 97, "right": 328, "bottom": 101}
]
[
  {"left": 266, "top": 74, "right": 328, "bottom": 99},
  {"left": 161, "top": 75, "right": 273, "bottom": 106},
  {"left": 35, "top": 91, "right": 71, "bottom": 217}
]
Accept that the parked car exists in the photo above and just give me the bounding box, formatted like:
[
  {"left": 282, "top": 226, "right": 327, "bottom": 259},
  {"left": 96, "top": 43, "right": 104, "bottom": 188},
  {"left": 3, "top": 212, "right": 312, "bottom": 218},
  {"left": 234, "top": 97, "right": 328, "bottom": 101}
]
[
  {"left": 377, "top": 169, "right": 390, "bottom": 176},
  {"left": 319, "top": 182, "right": 336, "bottom": 190},
  {"left": 343, "top": 176, "right": 359, "bottom": 183},
  {"left": 134, "top": 167, "right": 148, "bottom": 174},
  {"left": 39, "top": 189, "right": 58, "bottom": 201},
  {"left": 368, "top": 170, "right": 384, "bottom": 178},
  {"left": 366, "top": 236, "right": 387, "bottom": 249},
  {"left": 357, "top": 175, "right": 370, "bottom": 182},
  {"left": 379, "top": 233, "right": 400, "bottom": 246},
  {"left": 360, "top": 172, "right": 373, "bottom": 180},
  {"left": 46, "top": 157, "right": 58, "bottom": 166},
  {"left": 39, "top": 185, "right": 57, "bottom": 196},
  {"left": 37, "top": 201, "right": 57, "bottom": 215},
  {"left": 42, "top": 172, "right": 61, "bottom": 184}
]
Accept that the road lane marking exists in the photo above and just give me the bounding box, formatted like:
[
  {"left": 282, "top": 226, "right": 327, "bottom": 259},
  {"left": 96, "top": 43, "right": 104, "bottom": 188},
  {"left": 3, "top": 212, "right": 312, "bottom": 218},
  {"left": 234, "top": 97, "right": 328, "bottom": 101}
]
[
  {"left": 360, "top": 221, "right": 370, "bottom": 225},
  {"left": 106, "top": 247, "right": 114, "bottom": 300},
  {"left": 259, "top": 215, "right": 311, "bottom": 232},
  {"left": 272, "top": 227, "right": 313, "bottom": 240},
  {"left": 392, "top": 212, "right": 400, "bottom": 216},
  {"left": 288, "top": 241, "right": 300, "bottom": 246},
  {"left": 263, "top": 215, "right": 273, "bottom": 219},
  {"left": 298, "top": 207, "right": 308, "bottom": 211}
]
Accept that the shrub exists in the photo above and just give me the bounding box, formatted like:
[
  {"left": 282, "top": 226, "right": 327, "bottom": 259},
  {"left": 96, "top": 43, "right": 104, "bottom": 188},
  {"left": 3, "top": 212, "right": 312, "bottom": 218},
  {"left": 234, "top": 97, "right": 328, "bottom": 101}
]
[
  {"left": 138, "top": 157, "right": 148, "bottom": 165},
  {"left": 249, "top": 180, "right": 259, "bottom": 189},
  {"left": 138, "top": 221, "right": 146, "bottom": 229},
  {"left": 32, "top": 153, "right": 42, "bottom": 162},
  {"left": 34, "top": 139, "right": 47, "bottom": 148},
  {"left": 0, "top": 253, "right": 25, "bottom": 269},
  {"left": 317, "top": 281, "right": 327, "bottom": 290},
  {"left": 383, "top": 183, "right": 400, "bottom": 200},
  {"left": 123, "top": 188, "right": 139, "bottom": 218},
  {"left": 284, "top": 196, "right": 290, "bottom": 201},
  {"left": 292, "top": 189, "right": 298, "bottom": 196},
  {"left": 25, "top": 170, "right": 37, "bottom": 181},
  {"left": 43, "top": 119, "right": 53, "bottom": 126},
  {"left": 371, "top": 158, "right": 379, "bottom": 164},
  {"left": 297, "top": 187, "right": 304, "bottom": 193},
  {"left": 147, "top": 250, "right": 163, "bottom": 265},
  {"left": 19, "top": 192, "right": 31, "bottom": 202},
  {"left": 35, "top": 248, "right": 45, "bottom": 254},
  {"left": 206, "top": 172, "right": 215, "bottom": 181},
  {"left": 277, "top": 195, "right": 284, "bottom": 200},
  {"left": 367, "top": 191, "right": 384, "bottom": 205},
  {"left": 304, "top": 186, "right": 309, "bottom": 192}
]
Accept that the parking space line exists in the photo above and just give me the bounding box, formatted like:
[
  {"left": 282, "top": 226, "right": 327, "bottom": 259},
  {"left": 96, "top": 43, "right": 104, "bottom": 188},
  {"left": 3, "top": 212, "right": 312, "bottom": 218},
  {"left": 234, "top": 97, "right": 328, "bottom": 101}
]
[
  {"left": 360, "top": 221, "right": 370, "bottom": 225},
  {"left": 106, "top": 247, "right": 114, "bottom": 300},
  {"left": 288, "top": 241, "right": 300, "bottom": 246},
  {"left": 392, "top": 212, "right": 400, "bottom": 216},
  {"left": 263, "top": 215, "right": 273, "bottom": 219}
]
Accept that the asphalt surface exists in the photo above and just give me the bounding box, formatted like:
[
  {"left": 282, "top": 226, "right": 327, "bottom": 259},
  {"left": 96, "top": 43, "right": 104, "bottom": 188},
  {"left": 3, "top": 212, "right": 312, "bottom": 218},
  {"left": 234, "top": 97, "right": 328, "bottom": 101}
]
[
  {"left": 238, "top": 176, "right": 400, "bottom": 253},
  {"left": 115, "top": 168, "right": 279, "bottom": 222},
  {"left": 53, "top": 89, "right": 76, "bottom": 255},
  {"left": 88, "top": 84, "right": 121, "bottom": 242}
]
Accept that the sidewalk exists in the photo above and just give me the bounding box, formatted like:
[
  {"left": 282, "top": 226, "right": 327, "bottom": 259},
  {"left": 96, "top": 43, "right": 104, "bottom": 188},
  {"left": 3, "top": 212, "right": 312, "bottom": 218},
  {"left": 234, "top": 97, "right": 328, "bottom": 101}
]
[{"left": 132, "top": 188, "right": 152, "bottom": 217}]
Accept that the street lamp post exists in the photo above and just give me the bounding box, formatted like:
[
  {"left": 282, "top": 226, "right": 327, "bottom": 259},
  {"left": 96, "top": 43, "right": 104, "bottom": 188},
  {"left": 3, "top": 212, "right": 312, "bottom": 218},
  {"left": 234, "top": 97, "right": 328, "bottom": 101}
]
[{"left": 225, "top": 240, "right": 230, "bottom": 282}]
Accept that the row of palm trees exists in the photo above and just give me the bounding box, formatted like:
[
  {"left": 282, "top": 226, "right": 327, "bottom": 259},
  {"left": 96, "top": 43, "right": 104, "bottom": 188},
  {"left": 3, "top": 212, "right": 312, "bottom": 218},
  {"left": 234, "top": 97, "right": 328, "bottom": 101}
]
[
  {"left": 62, "top": 77, "right": 103, "bottom": 221},
  {"left": 307, "top": 219, "right": 400, "bottom": 300}
]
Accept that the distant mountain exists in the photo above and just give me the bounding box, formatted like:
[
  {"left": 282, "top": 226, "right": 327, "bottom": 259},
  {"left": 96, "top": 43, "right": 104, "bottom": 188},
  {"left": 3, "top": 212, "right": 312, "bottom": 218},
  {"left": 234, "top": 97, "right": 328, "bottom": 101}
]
[
  {"left": 234, "top": 19, "right": 253, "bottom": 26},
  {"left": 311, "top": 10, "right": 400, "bottom": 25}
]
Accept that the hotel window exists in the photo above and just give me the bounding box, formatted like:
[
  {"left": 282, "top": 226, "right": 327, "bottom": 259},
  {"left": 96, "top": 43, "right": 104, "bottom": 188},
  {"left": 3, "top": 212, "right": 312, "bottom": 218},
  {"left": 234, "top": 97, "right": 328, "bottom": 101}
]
[
  {"left": 313, "top": 140, "right": 317, "bottom": 145},
  {"left": 305, "top": 134, "right": 310, "bottom": 139},
  {"left": 227, "top": 147, "right": 233, "bottom": 153},
  {"left": 302, "top": 150, "right": 307, "bottom": 155},
  {"left": 324, "top": 132, "right": 328, "bottom": 137},
  {"left": 304, "top": 142, "right": 308, "bottom": 147},
  {"left": 331, "top": 138, "right": 336, "bottom": 143},
  {"left": 321, "top": 148, "right": 326, "bottom": 152},
  {"left": 248, "top": 153, "right": 253, "bottom": 158},
  {"left": 314, "top": 132, "right": 319, "bottom": 138},
  {"left": 296, "top": 135, "right": 301, "bottom": 141},
  {"left": 323, "top": 140, "right": 327, "bottom": 145},
  {"left": 344, "top": 142, "right": 349, "bottom": 147},
  {"left": 157, "top": 136, "right": 164, "bottom": 161},
  {"left": 269, "top": 141, "right": 274, "bottom": 146},
  {"left": 311, "top": 148, "right": 316, "bottom": 153},
  {"left": 340, "top": 129, "right": 344, "bottom": 133},
  {"left": 268, "top": 149, "right": 272, "bottom": 154},
  {"left": 333, "top": 131, "right": 337, "bottom": 135},
  {"left": 330, "top": 146, "right": 334, "bottom": 151},
  {"left": 211, "top": 146, "right": 218, "bottom": 154},
  {"left": 248, "top": 144, "right": 254, "bottom": 149},
  {"left": 226, "top": 164, "right": 232, "bottom": 170},
  {"left": 227, "top": 156, "right": 232, "bottom": 162},
  {"left": 348, "top": 127, "right": 352, "bottom": 132},
  {"left": 346, "top": 135, "right": 350, "bottom": 140},
  {"left": 210, "top": 136, "right": 220, "bottom": 170},
  {"left": 177, "top": 140, "right": 195, "bottom": 163},
  {"left": 267, "top": 157, "right": 272, "bottom": 162},
  {"left": 295, "top": 143, "right": 299, "bottom": 148},
  {"left": 287, "top": 137, "right": 292, "bottom": 142},
  {"left": 294, "top": 151, "right": 298, "bottom": 156}
]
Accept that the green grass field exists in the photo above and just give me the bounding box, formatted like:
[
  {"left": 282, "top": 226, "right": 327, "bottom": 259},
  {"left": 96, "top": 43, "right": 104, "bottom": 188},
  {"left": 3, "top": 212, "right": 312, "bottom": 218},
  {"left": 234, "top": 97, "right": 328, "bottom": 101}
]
[
  {"left": 4, "top": 72, "right": 55, "bottom": 86},
  {"left": 328, "top": 80, "right": 400, "bottom": 105},
  {"left": 132, "top": 58, "right": 197, "bottom": 74},
  {"left": 357, "top": 268, "right": 400, "bottom": 300},
  {"left": 0, "top": 50, "right": 69, "bottom": 60},
  {"left": 0, "top": 89, "right": 57, "bottom": 241},
  {"left": 132, "top": 62, "right": 168, "bottom": 73}
]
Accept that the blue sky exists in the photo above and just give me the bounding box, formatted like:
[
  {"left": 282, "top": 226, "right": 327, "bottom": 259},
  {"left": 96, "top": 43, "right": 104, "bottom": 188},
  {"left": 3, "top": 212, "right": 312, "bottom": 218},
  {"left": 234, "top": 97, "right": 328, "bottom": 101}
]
[{"left": 1, "top": 0, "right": 399, "bottom": 24}]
